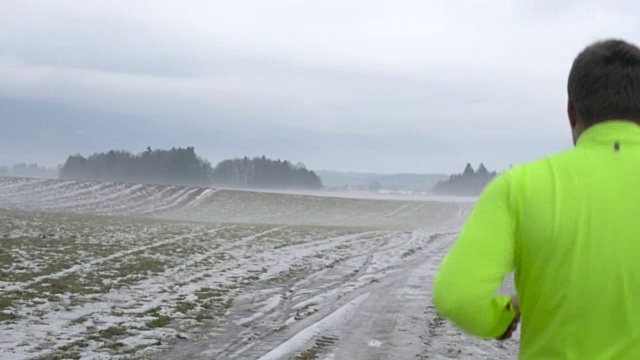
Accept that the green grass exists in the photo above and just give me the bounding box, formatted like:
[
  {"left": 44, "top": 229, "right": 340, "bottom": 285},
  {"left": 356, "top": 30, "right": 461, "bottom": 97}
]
[
  {"left": 0, "top": 249, "right": 14, "bottom": 269},
  {"left": 244, "top": 274, "right": 261, "bottom": 282},
  {"left": 57, "top": 340, "right": 89, "bottom": 352},
  {"left": 195, "top": 287, "right": 228, "bottom": 300},
  {"left": 37, "top": 353, "right": 81, "bottom": 360},
  {"left": 70, "top": 316, "right": 89, "bottom": 325},
  {"left": 195, "top": 313, "right": 214, "bottom": 322},
  {"left": 224, "top": 298, "right": 234, "bottom": 309},
  {"left": 0, "top": 311, "right": 18, "bottom": 322},
  {"left": 30, "top": 274, "right": 96, "bottom": 295},
  {"left": 102, "top": 342, "right": 125, "bottom": 351},
  {"left": 147, "top": 315, "right": 172, "bottom": 329},
  {"left": 99, "top": 326, "right": 128, "bottom": 339},
  {"left": 111, "top": 257, "right": 166, "bottom": 277},
  {"left": 175, "top": 301, "right": 197, "bottom": 314},
  {"left": 0, "top": 297, "right": 13, "bottom": 311},
  {"left": 47, "top": 295, "right": 62, "bottom": 302}
]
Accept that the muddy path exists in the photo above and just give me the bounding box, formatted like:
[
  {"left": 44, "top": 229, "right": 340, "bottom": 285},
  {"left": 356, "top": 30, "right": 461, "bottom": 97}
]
[{"left": 159, "top": 231, "right": 520, "bottom": 360}]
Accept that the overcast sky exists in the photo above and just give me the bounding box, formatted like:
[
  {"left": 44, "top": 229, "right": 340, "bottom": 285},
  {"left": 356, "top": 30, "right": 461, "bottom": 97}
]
[{"left": 2, "top": 1, "right": 640, "bottom": 173}]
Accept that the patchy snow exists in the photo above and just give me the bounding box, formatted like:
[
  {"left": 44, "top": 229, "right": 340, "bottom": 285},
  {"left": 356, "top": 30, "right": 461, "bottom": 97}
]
[
  {"left": 260, "top": 295, "right": 283, "bottom": 313},
  {"left": 0, "top": 178, "right": 520, "bottom": 359},
  {"left": 257, "top": 293, "right": 371, "bottom": 360},
  {"left": 0, "top": 177, "right": 465, "bottom": 229}
]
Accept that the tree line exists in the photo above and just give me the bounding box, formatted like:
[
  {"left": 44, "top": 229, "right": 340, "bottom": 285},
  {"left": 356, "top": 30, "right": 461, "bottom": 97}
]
[
  {"left": 59, "top": 147, "right": 323, "bottom": 189},
  {"left": 432, "top": 163, "right": 497, "bottom": 196},
  {"left": 212, "top": 156, "right": 322, "bottom": 189}
]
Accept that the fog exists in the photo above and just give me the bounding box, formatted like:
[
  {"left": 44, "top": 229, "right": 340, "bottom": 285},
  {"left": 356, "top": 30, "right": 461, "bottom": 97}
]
[{"left": 3, "top": 1, "right": 640, "bottom": 173}]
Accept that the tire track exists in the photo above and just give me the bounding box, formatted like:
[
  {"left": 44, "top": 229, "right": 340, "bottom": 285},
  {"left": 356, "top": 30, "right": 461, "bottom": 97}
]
[{"left": 158, "top": 230, "right": 458, "bottom": 360}]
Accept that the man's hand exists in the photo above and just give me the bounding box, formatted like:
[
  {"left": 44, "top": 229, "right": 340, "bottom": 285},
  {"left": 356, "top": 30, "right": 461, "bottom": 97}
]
[{"left": 497, "top": 296, "right": 520, "bottom": 341}]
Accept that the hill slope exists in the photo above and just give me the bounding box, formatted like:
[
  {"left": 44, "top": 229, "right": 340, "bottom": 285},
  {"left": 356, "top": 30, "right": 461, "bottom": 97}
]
[{"left": 0, "top": 177, "right": 465, "bottom": 229}]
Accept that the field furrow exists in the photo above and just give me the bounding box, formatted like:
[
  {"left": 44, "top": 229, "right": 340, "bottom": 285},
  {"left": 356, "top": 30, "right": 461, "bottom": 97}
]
[{"left": 0, "top": 177, "right": 518, "bottom": 360}]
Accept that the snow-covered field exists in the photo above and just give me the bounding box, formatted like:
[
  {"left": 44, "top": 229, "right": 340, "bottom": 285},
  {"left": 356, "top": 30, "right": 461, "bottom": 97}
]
[
  {"left": 0, "top": 178, "right": 465, "bottom": 229},
  {"left": 0, "top": 177, "right": 519, "bottom": 359}
]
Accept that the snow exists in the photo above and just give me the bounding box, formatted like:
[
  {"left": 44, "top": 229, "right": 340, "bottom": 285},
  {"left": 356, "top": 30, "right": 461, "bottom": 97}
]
[
  {"left": 257, "top": 293, "right": 371, "bottom": 360},
  {"left": 0, "top": 177, "right": 521, "bottom": 359},
  {"left": 0, "top": 177, "right": 466, "bottom": 229}
]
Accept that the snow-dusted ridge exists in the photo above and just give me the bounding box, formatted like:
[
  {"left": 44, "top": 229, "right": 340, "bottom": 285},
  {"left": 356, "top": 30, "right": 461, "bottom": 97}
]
[{"left": 0, "top": 177, "right": 467, "bottom": 229}]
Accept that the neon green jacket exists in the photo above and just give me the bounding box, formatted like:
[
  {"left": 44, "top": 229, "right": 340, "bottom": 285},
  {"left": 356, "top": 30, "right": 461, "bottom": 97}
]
[{"left": 434, "top": 121, "right": 640, "bottom": 359}]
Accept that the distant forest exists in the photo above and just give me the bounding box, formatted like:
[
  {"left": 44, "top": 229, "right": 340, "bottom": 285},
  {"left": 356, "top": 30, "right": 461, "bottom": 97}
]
[
  {"left": 59, "top": 147, "right": 323, "bottom": 189},
  {"left": 212, "top": 156, "right": 322, "bottom": 189},
  {"left": 432, "top": 163, "right": 497, "bottom": 196},
  {"left": 60, "top": 147, "right": 212, "bottom": 186}
]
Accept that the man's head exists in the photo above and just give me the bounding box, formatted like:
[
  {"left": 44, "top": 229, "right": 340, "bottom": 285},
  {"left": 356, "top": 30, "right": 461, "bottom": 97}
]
[{"left": 568, "top": 39, "right": 640, "bottom": 144}]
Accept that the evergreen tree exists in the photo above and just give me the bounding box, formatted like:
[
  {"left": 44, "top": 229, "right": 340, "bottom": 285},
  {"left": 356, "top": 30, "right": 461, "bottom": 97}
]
[
  {"left": 432, "top": 163, "right": 497, "bottom": 196},
  {"left": 477, "top": 163, "right": 488, "bottom": 176},
  {"left": 211, "top": 156, "right": 322, "bottom": 190},
  {"left": 60, "top": 147, "right": 212, "bottom": 186},
  {"left": 463, "top": 163, "right": 475, "bottom": 176}
]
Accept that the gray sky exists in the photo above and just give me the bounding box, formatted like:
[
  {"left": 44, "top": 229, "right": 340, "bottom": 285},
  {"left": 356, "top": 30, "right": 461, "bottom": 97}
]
[{"left": 2, "top": 0, "right": 640, "bottom": 173}]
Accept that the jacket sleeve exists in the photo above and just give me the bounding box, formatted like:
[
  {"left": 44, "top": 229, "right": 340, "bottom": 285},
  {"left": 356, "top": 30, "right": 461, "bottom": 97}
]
[{"left": 433, "top": 173, "right": 518, "bottom": 338}]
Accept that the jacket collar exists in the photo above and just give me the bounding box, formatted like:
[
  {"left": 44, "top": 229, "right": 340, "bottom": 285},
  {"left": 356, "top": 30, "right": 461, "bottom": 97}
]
[{"left": 576, "top": 120, "right": 640, "bottom": 149}]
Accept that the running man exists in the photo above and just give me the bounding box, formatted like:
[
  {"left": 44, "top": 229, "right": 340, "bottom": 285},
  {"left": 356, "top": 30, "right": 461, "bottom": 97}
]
[{"left": 434, "top": 39, "right": 640, "bottom": 359}]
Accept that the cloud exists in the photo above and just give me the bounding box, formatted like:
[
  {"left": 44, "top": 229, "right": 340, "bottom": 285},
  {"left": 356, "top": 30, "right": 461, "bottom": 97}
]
[{"left": 1, "top": 0, "right": 639, "bottom": 172}]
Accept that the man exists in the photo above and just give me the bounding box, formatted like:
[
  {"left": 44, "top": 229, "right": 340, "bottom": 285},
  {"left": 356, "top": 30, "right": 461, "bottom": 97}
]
[{"left": 433, "top": 39, "right": 640, "bottom": 359}]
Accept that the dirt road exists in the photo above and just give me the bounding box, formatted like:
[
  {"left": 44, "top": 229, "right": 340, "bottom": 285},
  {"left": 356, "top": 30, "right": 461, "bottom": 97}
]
[{"left": 160, "top": 231, "right": 520, "bottom": 360}]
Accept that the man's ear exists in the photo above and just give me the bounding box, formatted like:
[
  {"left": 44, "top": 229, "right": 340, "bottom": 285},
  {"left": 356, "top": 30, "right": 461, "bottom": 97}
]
[{"left": 568, "top": 98, "right": 577, "bottom": 129}]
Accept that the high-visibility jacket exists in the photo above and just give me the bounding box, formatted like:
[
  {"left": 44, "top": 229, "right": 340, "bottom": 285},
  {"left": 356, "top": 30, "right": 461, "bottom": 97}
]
[{"left": 434, "top": 121, "right": 640, "bottom": 359}]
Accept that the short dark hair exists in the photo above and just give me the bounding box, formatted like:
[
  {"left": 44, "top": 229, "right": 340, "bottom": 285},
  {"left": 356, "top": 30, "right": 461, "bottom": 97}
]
[{"left": 568, "top": 39, "right": 640, "bottom": 125}]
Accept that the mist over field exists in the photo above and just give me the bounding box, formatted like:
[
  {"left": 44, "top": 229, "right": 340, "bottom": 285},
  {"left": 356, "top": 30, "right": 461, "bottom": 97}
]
[
  {"left": 4, "top": 0, "right": 637, "bottom": 358},
  {"left": 0, "top": 177, "right": 518, "bottom": 359}
]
